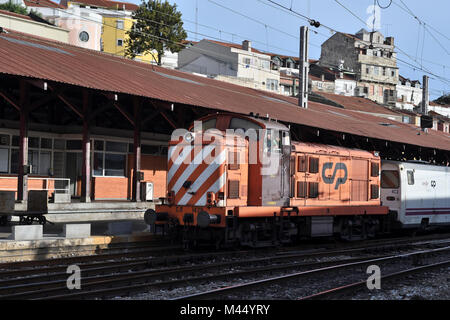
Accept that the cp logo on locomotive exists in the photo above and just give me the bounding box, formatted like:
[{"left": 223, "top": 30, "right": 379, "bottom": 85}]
[{"left": 322, "top": 162, "right": 348, "bottom": 190}]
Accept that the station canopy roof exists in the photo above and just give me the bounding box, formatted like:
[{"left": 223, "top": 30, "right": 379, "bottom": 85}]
[{"left": 0, "top": 30, "right": 449, "bottom": 151}]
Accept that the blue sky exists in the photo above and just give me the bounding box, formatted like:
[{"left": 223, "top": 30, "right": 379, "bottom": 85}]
[{"left": 129, "top": 0, "right": 450, "bottom": 99}]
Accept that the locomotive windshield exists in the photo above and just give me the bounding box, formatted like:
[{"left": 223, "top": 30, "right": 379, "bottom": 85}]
[{"left": 381, "top": 170, "right": 400, "bottom": 189}]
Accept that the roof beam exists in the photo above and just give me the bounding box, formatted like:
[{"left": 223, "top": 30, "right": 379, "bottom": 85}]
[
  {"left": 0, "top": 88, "right": 20, "bottom": 111},
  {"left": 112, "top": 101, "right": 134, "bottom": 127}
]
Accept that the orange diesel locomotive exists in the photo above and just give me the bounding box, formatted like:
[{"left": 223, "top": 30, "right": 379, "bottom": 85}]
[{"left": 145, "top": 113, "right": 389, "bottom": 247}]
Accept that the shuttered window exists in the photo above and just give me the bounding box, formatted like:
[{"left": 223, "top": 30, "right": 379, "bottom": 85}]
[
  {"left": 297, "top": 181, "right": 307, "bottom": 198},
  {"left": 308, "top": 182, "right": 319, "bottom": 198},
  {"left": 297, "top": 155, "right": 307, "bottom": 172},
  {"left": 228, "top": 180, "right": 240, "bottom": 199},
  {"left": 309, "top": 157, "right": 319, "bottom": 173}
]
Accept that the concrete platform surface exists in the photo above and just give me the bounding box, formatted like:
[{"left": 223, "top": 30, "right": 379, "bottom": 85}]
[{"left": 0, "top": 232, "right": 159, "bottom": 263}]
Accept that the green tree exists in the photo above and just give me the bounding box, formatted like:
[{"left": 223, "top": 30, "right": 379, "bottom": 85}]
[
  {"left": 0, "top": 1, "right": 28, "bottom": 15},
  {"left": 126, "top": 0, "right": 187, "bottom": 65}
]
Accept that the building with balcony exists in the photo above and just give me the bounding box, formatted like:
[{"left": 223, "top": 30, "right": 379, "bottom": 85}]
[
  {"left": 178, "top": 39, "right": 280, "bottom": 94},
  {"left": 320, "top": 29, "right": 398, "bottom": 105}
]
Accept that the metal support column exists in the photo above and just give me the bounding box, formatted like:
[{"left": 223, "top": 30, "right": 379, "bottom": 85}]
[
  {"left": 81, "top": 90, "right": 91, "bottom": 202},
  {"left": 299, "top": 26, "right": 309, "bottom": 108},
  {"left": 17, "top": 80, "right": 29, "bottom": 202},
  {"left": 132, "top": 97, "right": 142, "bottom": 202}
]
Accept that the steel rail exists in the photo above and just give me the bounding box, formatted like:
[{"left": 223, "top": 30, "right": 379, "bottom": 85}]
[
  {"left": 173, "top": 246, "right": 450, "bottom": 300},
  {"left": 299, "top": 259, "right": 450, "bottom": 300},
  {"left": 2, "top": 235, "right": 448, "bottom": 289},
  {"left": 2, "top": 254, "right": 392, "bottom": 300}
]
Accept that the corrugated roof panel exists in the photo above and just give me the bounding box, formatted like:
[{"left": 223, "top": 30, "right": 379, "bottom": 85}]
[{"left": 0, "top": 31, "right": 448, "bottom": 152}]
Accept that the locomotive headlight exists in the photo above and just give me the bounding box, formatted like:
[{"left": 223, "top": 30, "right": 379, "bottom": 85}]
[{"left": 184, "top": 132, "right": 195, "bottom": 143}]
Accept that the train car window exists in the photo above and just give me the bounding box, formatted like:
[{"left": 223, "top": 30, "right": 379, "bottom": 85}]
[
  {"left": 297, "top": 181, "right": 307, "bottom": 198},
  {"left": 370, "top": 184, "right": 379, "bottom": 199},
  {"left": 297, "top": 155, "right": 307, "bottom": 172},
  {"left": 371, "top": 162, "right": 380, "bottom": 177},
  {"left": 309, "top": 157, "right": 319, "bottom": 173},
  {"left": 407, "top": 170, "right": 415, "bottom": 185},
  {"left": 282, "top": 131, "right": 290, "bottom": 146},
  {"left": 264, "top": 129, "right": 281, "bottom": 153},
  {"left": 229, "top": 117, "right": 262, "bottom": 131},
  {"left": 201, "top": 118, "right": 216, "bottom": 131},
  {"left": 381, "top": 170, "right": 400, "bottom": 189},
  {"left": 308, "top": 182, "right": 319, "bottom": 198},
  {"left": 228, "top": 180, "right": 240, "bottom": 199}
]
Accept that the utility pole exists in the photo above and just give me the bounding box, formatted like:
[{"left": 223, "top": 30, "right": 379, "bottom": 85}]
[
  {"left": 422, "top": 75, "right": 429, "bottom": 115},
  {"left": 299, "top": 26, "right": 309, "bottom": 108}
]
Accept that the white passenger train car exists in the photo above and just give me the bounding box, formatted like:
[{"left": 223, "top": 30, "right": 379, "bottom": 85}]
[{"left": 381, "top": 160, "right": 450, "bottom": 228}]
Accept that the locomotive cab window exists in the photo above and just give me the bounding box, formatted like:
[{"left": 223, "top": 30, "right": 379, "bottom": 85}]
[
  {"left": 407, "top": 170, "right": 415, "bottom": 185},
  {"left": 264, "top": 129, "right": 281, "bottom": 153},
  {"left": 381, "top": 170, "right": 400, "bottom": 189},
  {"left": 282, "top": 131, "right": 290, "bottom": 146}
]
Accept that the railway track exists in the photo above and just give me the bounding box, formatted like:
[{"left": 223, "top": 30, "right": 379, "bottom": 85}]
[
  {"left": 1, "top": 234, "right": 450, "bottom": 300},
  {"left": 299, "top": 259, "right": 450, "bottom": 300},
  {"left": 175, "top": 246, "right": 450, "bottom": 300}
]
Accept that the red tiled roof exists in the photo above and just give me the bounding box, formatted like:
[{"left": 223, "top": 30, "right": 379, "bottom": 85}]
[
  {"left": 67, "top": 0, "right": 138, "bottom": 11},
  {"left": 23, "top": 0, "right": 65, "bottom": 8},
  {"left": 0, "top": 9, "right": 33, "bottom": 20},
  {"left": 0, "top": 31, "right": 449, "bottom": 152}
]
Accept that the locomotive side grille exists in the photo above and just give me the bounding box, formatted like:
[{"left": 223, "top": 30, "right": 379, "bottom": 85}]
[
  {"left": 308, "top": 182, "right": 319, "bottom": 198},
  {"left": 371, "top": 162, "right": 380, "bottom": 177},
  {"left": 228, "top": 180, "right": 240, "bottom": 199},
  {"left": 297, "top": 181, "right": 307, "bottom": 198},
  {"left": 309, "top": 157, "right": 319, "bottom": 173},
  {"left": 297, "top": 155, "right": 307, "bottom": 172},
  {"left": 371, "top": 184, "right": 379, "bottom": 199},
  {"left": 228, "top": 151, "right": 240, "bottom": 170}
]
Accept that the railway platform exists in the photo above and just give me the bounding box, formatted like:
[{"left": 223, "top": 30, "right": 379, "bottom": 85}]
[{"left": 0, "top": 200, "right": 159, "bottom": 263}]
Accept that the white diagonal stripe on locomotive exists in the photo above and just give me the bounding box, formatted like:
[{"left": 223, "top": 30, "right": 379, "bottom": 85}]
[
  {"left": 171, "top": 144, "right": 215, "bottom": 195},
  {"left": 194, "top": 171, "right": 227, "bottom": 206},
  {"left": 177, "top": 149, "right": 227, "bottom": 205},
  {"left": 167, "top": 145, "right": 193, "bottom": 185}
]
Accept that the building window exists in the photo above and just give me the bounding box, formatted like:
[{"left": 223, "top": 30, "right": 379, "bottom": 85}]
[
  {"left": 391, "top": 70, "right": 395, "bottom": 77},
  {"left": 117, "top": 39, "right": 123, "bottom": 47},
  {"left": 79, "top": 31, "right": 89, "bottom": 42},
  {"left": 92, "top": 140, "right": 127, "bottom": 177},
  {"left": 374, "top": 67, "right": 379, "bottom": 75},
  {"left": 243, "top": 58, "right": 251, "bottom": 65},
  {"left": 0, "top": 142, "right": 8, "bottom": 173},
  {"left": 266, "top": 79, "right": 279, "bottom": 91},
  {"left": 366, "top": 67, "right": 370, "bottom": 74},
  {"left": 116, "top": 20, "right": 124, "bottom": 30}
]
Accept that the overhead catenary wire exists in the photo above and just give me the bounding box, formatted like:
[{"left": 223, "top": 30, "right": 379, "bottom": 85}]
[
  {"left": 19, "top": 1, "right": 291, "bottom": 77},
  {"left": 20, "top": 0, "right": 450, "bottom": 95},
  {"left": 256, "top": 0, "right": 450, "bottom": 92}
]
